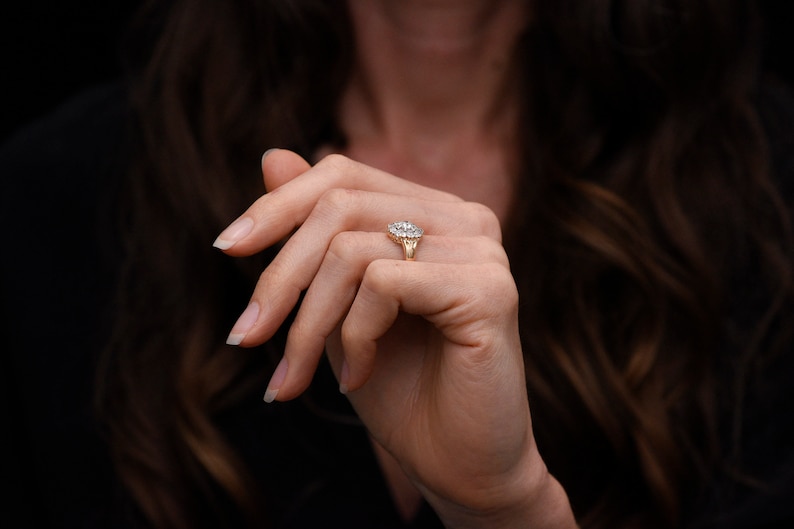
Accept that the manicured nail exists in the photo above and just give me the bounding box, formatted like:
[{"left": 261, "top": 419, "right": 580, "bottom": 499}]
[
  {"left": 213, "top": 217, "right": 254, "bottom": 250},
  {"left": 339, "top": 360, "right": 350, "bottom": 395},
  {"left": 261, "top": 148, "right": 280, "bottom": 164},
  {"left": 264, "top": 358, "right": 288, "bottom": 403},
  {"left": 226, "top": 302, "right": 260, "bottom": 345}
]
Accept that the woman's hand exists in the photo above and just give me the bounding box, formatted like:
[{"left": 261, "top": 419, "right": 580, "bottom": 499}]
[{"left": 215, "top": 149, "right": 576, "bottom": 528}]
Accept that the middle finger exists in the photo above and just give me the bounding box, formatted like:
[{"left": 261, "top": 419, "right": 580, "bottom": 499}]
[
  {"left": 235, "top": 189, "right": 501, "bottom": 346},
  {"left": 279, "top": 231, "right": 510, "bottom": 395}
]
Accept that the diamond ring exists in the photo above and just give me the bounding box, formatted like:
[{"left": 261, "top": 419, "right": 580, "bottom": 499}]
[{"left": 387, "top": 221, "right": 424, "bottom": 261}]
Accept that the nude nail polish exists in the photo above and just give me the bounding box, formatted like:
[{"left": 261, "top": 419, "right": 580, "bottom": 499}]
[
  {"left": 213, "top": 217, "right": 254, "bottom": 250},
  {"left": 264, "top": 358, "right": 288, "bottom": 403},
  {"left": 338, "top": 360, "right": 350, "bottom": 395},
  {"left": 261, "top": 147, "right": 280, "bottom": 164},
  {"left": 226, "top": 302, "right": 260, "bottom": 345}
]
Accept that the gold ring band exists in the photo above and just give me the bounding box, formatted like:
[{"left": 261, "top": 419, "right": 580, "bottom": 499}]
[{"left": 387, "top": 221, "right": 424, "bottom": 261}]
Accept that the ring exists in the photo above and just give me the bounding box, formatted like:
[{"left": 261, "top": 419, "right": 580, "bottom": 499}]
[{"left": 388, "top": 221, "right": 424, "bottom": 261}]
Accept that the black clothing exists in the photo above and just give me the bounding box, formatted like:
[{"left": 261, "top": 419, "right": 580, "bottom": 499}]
[
  {"left": 2, "top": 83, "right": 793, "bottom": 529},
  {"left": 0, "top": 84, "right": 443, "bottom": 529}
]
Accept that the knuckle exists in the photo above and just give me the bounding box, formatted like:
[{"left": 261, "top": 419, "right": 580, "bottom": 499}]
[
  {"left": 316, "top": 152, "right": 353, "bottom": 172},
  {"left": 257, "top": 259, "right": 282, "bottom": 286},
  {"left": 286, "top": 314, "right": 312, "bottom": 344},
  {"left": 314, "top": 154, "right": 365, "bottom": 192},
  {"left": 472, "top": 235, "right": 511, "bottom": 267},
  {"left": 481, "top": 262, "right": 519, "bottom": 305},
  {"left": 466, "top": 202, "right": 503, "bottom": 241},
  {"left": 256, "top": 255, "right": 301, "bottom": 301},
  {"left": 326, "top": 231, "right": 358, "bottom": 262},
  {"left": 339, "top": 319, "right": 359, "bottom": 349},
  {"left": 363, "top": 259, "right": 400, "bottom": 290},
  {"left": 316, "top": 187, "right": 361, "bottom": 217}
]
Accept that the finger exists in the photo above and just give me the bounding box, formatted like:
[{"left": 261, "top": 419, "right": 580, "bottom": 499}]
[
  {"left": 214, "top": 154, "right": 467, "bottom": 254},
  {"left": 212, "top": 149, "right": 311, "bottom": 251},
  {"left": 261, "top": 148, "right": 312, "bottom": 191},
  {"left": 340, "top": 260, "right": 519, "bottom": 392},
  {"left": 229, "top": 193, "right": 501, "bottom": 348},
  {"left": 271, "top": 233, "right": 509, "bottom": 401},
  {"left": 227, "top": 182, "right": 501, "bottom": 259}
]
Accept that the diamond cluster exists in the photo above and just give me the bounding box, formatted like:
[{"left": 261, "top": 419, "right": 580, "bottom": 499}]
[{"left": 388, "top": 221, "right": 424, "bottom": 240}]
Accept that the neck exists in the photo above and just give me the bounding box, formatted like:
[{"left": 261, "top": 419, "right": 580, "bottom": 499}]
[{"left": 340, "top": 0, "right": 529, "bottom": 183}]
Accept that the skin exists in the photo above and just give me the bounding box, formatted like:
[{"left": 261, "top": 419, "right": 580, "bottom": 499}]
[
  {"left": 338, "top": 0, "right": 525, "bottom": 219},
  {"left": 214, "top": 1, "right": 579, "bottom": 527}
]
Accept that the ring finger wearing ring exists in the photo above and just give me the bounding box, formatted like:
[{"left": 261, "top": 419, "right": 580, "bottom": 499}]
[{"left": 388, "top": 221, "right": 424, "bottom": 261}]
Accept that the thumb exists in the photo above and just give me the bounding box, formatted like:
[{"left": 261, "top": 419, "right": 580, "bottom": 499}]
[{"left": 262, "top": 149, "right": 312, "bottom": 191}]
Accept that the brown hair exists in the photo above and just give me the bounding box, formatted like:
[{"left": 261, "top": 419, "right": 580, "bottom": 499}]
[
  {"left": 509, "top": 1, "right": 793, "bottom": 526},
  {"left": 96, "top": 1, "right": 793, "bottom": 528}
]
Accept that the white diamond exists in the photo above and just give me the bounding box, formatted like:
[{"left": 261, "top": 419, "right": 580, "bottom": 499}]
[{"left": 388, "top": 221, "right": 423, "bottom": 240}]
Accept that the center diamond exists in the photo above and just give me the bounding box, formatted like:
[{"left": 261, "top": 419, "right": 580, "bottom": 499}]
[{"left": 388, "top": 221, "right": 424, "bottom": 240}]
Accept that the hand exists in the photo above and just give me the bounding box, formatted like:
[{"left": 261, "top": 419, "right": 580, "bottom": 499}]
[{"left": 216, "top": 149, "right": 576, "bottom": 528}]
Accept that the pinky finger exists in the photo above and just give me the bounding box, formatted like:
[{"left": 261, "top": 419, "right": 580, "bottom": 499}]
[
  {"left": 339, "top": 258, "right": 517, "bottom": 392},
  {"left": 338, "top": 260, "right": 403, "bottom": 392},
  {"left": 338, "top": 259, "right": 462, "bottom": 392}
]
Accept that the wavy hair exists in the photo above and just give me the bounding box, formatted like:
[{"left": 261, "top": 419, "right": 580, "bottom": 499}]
[
  {"left": 96, "top": 1, "right": 793, "bottom": 528},
  {"left": 509, "top": 1, "right": 793, "bottom": 526}
]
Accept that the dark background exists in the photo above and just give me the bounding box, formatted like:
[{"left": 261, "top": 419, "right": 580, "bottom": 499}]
[
  {"left": 0, "top": 1, "right": 141, "bottom": 143},
  {"left": 1, "top": 1, "right": 792, "bottom": 145}
]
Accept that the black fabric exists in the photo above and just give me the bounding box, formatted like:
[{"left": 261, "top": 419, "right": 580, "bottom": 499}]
[
  {"left": 1, "top": 84, "right": 129, "bottom": 529},
  {"left": 1, "top": 81, "right": 793, "bottom": 529},
  {"left": 0, "top": 83, "right": 443, "bottom": 529}
]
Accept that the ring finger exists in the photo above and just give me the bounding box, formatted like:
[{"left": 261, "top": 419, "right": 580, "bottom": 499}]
[
  {"left": 270, "top": 231, "right": 509, "bottom": 399},
  {"left": 232, "top": 190, "right": 502, "bottom": 346}
]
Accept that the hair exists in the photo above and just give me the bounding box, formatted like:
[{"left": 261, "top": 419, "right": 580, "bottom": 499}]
[{"left": 95, "top": 1, "right": 793, "bottom": 528}]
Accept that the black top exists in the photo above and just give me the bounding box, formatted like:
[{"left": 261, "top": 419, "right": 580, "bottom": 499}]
[
  {"left": 1, "top": 82, "right": 793, "bottom": 529},
  {"left": 0, "top": 83, "right": 443, "bottom": 529}
]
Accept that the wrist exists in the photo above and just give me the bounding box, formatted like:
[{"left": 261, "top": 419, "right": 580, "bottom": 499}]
[{"left": 425, "top": 444, "right": 578, "bottom": 529}]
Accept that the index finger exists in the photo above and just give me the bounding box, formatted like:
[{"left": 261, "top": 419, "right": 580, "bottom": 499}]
[{"left": 214, "top": 153, "right": 463, "bottom": 255}]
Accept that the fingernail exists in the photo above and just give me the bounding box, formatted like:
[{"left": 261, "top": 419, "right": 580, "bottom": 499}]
[
  {"left": 261, "top": 148, "right": 280, "bottom": 164},
  {"left": 264, "top": 358, "right": 288, "bottom": 403},
  {"left": 226, "top": 302, "right": 260, "bottom": 345},
  {"left": 339, "top": 360, "right": 350, "bottom": 395},
  {"left": 213, "top": 217, "right": 254, "bottom": 250}
]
